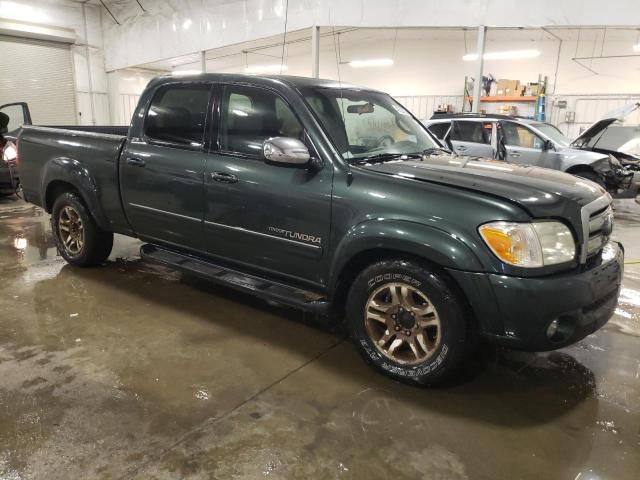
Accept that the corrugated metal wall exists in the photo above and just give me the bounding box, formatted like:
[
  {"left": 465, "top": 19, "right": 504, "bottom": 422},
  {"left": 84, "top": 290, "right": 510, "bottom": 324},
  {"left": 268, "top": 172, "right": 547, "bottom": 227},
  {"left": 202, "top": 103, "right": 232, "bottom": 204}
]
[{"left": 0, "top": 35, "right": 76, "bottom": 125}]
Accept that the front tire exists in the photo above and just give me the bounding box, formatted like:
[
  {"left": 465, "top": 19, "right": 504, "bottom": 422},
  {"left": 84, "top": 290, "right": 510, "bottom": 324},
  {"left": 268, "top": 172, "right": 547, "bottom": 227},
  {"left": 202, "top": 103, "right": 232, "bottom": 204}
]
[
  {"left": 346, "top": 259, "right": 471, "bottom": 386},
  {"left": 51, "top": 192, "right": 113, "bottom": 267}
]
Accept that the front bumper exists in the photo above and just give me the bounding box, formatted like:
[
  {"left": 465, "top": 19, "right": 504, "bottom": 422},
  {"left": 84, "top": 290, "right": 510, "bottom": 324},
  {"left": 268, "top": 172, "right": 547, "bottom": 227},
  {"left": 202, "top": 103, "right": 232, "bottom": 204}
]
[
  {"left": 448, "top": 241, "right": 623, "bottom": 351},
  {"left": 612, "top": 170, "right": 640, "bottom": 199}
]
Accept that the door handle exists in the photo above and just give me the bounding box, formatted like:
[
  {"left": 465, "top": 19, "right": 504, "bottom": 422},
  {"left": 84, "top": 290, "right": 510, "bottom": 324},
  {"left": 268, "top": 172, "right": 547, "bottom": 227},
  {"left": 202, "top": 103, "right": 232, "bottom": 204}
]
[
  {"left": 456, "top": 145, "right": 467, "bottom": 151},
  {"left": 511, "top": 152, "right": 521, "bottom": 158},
  {"left": 126, "top": 157, "right": 146, "bottom": 167},
  {"left": 210, "top": 172, "right": 238, "bottom": 184}
]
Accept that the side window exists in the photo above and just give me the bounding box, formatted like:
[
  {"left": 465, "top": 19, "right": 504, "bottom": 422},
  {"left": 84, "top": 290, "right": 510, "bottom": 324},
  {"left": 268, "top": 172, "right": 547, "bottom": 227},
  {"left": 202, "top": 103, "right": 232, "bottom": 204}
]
[
  {"left": 451, "top": 121, "right": 491, "bottom": 144},
  {"left": 427, "top": 122, "right": 450, "bottom": 139},
  {"left": 221, "top": 86, "right": 304, "bottom": 157},
  {"left": 144, "top": 84, "right": 210, "bottom": 147},
  {"left": 502, "top": 122, "right": 544, "bottom": 149}
]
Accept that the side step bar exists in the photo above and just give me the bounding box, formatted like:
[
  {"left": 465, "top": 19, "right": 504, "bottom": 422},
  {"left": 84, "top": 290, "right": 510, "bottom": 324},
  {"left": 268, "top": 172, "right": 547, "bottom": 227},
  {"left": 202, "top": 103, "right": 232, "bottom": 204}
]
[{"left": 140, "top": 244, "right": 329, "bottom": 314}]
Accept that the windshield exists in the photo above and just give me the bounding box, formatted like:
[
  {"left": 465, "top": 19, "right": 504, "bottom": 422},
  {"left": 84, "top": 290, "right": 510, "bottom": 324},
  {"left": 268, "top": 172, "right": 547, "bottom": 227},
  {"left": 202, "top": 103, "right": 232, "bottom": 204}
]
[
  {"left": 301, "top": 87, "right": 438, "bottom": 161},
  {"left": 533, "top": 122, "right": 571, "bottom": 147}
]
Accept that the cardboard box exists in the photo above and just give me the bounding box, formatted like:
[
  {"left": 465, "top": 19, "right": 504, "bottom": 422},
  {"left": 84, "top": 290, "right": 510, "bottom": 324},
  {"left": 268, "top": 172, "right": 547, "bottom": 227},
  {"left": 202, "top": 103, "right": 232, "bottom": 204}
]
[
  {"left": 526, "top": 83, "right": 541, "bottom": 96},
  {"left": 496, "top": 79, "right": 521, "bottom": 96}
]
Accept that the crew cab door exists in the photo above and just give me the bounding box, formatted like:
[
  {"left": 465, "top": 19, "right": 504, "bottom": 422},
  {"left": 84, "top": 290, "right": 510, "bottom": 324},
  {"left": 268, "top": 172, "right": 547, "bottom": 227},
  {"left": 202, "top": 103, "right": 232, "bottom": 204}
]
[
  {"left": 120, "top": 82, "right": 213, "bottom": 251},
  {"left": 500, "top": 121, "right": 547, "bottom": 166},
  {"left": 449, "top": 120, "right": 494, "bottom": 158},
  {"left": 203, "top": 84, "right": 332, "bottom": 284}
]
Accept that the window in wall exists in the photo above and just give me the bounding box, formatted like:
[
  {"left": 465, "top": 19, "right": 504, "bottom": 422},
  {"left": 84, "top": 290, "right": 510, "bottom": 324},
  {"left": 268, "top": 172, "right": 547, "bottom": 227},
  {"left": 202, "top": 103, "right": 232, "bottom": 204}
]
[
  {"left": 502, "top": 122, "right": 544, "bottom": 149},
  {"left": 221, "top": 86, "right": 304, "bottom": 156},
  {"left": 144, "top": 84, "right": 210, "bottom": 147}
]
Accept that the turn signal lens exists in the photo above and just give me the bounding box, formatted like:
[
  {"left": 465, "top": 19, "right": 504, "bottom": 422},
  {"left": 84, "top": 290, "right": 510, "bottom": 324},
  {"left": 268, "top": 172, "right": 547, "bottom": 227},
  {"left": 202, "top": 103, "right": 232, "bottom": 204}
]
[
  {"left": 479, "top": 222, "right": 542, "bottom": 267},
  {"left": 479, "top": 221, "right": 575, "bottom": 267}
]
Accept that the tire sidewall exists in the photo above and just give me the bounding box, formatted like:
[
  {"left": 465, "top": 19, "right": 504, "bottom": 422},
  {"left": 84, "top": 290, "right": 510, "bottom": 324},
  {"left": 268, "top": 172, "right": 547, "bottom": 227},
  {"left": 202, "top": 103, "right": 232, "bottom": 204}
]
[{"left": 346, "top": 260, "right": 467, "bottom": 385}]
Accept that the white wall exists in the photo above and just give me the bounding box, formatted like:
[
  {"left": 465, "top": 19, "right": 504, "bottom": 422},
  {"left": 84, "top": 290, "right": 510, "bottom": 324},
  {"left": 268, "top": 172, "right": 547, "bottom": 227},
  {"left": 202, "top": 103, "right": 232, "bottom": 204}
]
[
  {"left": 176, "top": 31, "right": 640, "bottom": 96},
  {"left": 100, "top": 0, "right": 640, "bottom": 71},
  {"left": 0, "top": 0, "right": 109, "bottom": 124},
  {"left": 107, "top": 69, "right": 157, "bottom": 125}
]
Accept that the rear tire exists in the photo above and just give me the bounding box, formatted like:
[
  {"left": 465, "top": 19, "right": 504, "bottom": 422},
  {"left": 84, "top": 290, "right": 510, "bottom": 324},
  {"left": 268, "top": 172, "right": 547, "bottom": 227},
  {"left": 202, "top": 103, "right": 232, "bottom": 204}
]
[
  {"left": 51, "top": 192, "right": 113, "bottom": 267},
  {"left": 345, "top": 258, "right": 471, "bottom": 386}
]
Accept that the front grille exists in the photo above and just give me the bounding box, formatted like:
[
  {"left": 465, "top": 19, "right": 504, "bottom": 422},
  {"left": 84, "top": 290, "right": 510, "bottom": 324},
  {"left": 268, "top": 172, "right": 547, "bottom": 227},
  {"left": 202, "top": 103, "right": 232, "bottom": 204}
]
[{"left": 579, "top": 194, "right": 613, "bottom": 263}]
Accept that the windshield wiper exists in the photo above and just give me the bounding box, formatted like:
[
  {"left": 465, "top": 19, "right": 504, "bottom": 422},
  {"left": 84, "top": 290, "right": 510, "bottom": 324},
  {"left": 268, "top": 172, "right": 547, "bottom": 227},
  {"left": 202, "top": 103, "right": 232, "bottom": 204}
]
[
  {"left": 422, "top": 147, "right": 453, "bottom": 156},
  {"left": 352, "top": 152, "right": 423, "bottom": 165}
]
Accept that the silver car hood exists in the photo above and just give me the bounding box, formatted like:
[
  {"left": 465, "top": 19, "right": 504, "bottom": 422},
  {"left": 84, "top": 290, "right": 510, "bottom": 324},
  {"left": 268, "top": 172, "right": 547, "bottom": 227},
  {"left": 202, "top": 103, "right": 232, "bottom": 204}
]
[{"left": 571, "top": 102, "right": 640, "bottom": 148}]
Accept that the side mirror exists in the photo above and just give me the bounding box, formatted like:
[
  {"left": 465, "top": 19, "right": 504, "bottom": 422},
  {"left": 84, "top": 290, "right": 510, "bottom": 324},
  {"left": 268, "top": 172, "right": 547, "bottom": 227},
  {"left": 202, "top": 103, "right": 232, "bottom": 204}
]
[
  {"left": 543, "top": 139, "right": 555, "bottom": 151},
  {"left": 263, "top": 137, "right": 310, "bottom": 166}
]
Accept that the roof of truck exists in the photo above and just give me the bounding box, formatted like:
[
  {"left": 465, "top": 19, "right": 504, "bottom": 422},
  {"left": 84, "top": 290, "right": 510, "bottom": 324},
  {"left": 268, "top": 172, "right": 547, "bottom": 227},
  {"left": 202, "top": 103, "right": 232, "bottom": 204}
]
[{"left": 151, "top": 72, "right": 381, "bottom": 92}]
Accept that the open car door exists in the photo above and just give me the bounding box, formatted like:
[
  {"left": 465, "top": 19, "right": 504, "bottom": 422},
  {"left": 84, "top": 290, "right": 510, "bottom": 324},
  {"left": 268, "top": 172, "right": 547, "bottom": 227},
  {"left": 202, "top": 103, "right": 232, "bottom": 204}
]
[{"left": 0, "top": 102, "right": 32, "bottom": 137}]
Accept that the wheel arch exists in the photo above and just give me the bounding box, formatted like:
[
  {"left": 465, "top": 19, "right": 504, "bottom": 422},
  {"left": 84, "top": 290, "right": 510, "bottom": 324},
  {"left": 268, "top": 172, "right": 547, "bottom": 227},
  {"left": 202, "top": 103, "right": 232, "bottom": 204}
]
[
  {"left": 41, "top": 158, "right": 111, "bottom": 231},
  {"left": 327, "top": 220, "right": 484, "bottom": 323}
]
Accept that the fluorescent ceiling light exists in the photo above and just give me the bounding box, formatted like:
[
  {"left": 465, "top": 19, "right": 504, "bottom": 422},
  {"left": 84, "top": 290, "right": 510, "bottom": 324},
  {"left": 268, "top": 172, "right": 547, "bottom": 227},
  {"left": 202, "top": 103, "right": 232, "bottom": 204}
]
[
  {"left": 348, "top": 58, "right": 394, "bottom": 68},
  {"left": 171, "top": 70, "right": 202, "bottom": 75},
  {"left": 462, "top": 49, "right": 541, "bottom": 61},
  {"left": 245, "top": 64, "right": 288, "bottom": 74}
]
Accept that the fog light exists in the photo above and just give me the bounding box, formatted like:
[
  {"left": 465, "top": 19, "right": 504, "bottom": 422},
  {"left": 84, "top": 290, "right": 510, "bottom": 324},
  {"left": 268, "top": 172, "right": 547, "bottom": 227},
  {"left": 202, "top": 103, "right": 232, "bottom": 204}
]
[{"left": 546, "top": 319, "right": 559, "bottom": 339}]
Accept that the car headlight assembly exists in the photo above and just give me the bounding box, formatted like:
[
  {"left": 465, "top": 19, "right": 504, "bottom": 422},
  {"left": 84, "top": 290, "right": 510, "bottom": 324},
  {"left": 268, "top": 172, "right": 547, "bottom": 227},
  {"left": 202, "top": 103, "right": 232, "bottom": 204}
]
[
  {"left": 2, "top": 141, "right": 17, "bottom": 163},
  {"left": 479, "top": 221, "right": 575, "bottom": 267}
]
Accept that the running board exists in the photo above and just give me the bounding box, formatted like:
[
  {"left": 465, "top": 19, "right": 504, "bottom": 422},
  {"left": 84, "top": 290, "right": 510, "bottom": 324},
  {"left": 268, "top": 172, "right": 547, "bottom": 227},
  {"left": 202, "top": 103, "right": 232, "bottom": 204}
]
[{"left": 140, "top": 244, "right": 329, "bottom": 314}]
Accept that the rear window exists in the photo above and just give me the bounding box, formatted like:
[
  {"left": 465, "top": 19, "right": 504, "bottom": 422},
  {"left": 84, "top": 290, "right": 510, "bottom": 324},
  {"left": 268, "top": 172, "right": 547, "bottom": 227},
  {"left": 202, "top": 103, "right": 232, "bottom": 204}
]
[
  {"left": 427, "top": 122, "right": 450, "bottom": 139},
  {"left": 144, "top": 84, "right": 211, "bottom": 148}
]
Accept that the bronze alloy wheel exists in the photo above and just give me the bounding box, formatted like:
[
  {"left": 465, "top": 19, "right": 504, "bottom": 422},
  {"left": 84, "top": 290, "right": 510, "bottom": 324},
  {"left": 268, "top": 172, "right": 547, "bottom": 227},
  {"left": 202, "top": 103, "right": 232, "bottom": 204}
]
[
  {"left": 364, "top": 282, "right": 441, "bottom": 365},
  {"left": 58, "top": 205, "right": 84, "bottom": 255}
]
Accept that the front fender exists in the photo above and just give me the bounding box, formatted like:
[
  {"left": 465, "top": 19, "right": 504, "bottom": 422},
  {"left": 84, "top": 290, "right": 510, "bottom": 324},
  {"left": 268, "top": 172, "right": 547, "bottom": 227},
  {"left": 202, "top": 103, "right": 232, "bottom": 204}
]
[
  {"left": 329, "top": 219, "right": 484, "bottom": 290},
  {"left": 41, "top": 157, "right": 111, "bottom": 231}
]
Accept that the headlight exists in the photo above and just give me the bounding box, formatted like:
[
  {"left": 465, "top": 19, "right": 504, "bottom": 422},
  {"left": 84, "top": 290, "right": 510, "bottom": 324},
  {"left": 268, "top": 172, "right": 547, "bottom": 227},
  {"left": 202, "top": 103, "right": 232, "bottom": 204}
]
[
  {"left": 479, "top": 221, "right": 575, "bottom": 267},
  {"left": 2, "top": 141, "right": 17, "bottom": 163},
  {"left": 608, "top": 154, "right": 622, "bottom": 169}
]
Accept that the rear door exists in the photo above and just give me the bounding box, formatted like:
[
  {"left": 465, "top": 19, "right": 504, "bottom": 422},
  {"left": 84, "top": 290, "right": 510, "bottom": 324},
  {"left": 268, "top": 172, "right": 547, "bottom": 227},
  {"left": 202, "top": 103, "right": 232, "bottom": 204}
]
[
  {"left": 120, "top": 82, "right": 213, "bottom": 251},
  {"left": 449, "top": 120, "right": 494, "bottom": 158},
  {"left": 500, "top": 121, "right": 546, "bottom": 166},
  {"left": 203, "top": 83, "right": 332, "bottom": 284}
]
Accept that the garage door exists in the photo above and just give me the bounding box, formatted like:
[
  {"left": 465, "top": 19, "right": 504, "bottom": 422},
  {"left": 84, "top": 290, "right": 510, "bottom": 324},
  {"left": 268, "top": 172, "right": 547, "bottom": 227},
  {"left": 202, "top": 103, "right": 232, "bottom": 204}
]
[{"left": 0, "top": 35, "right": 76, "bottom": 126}]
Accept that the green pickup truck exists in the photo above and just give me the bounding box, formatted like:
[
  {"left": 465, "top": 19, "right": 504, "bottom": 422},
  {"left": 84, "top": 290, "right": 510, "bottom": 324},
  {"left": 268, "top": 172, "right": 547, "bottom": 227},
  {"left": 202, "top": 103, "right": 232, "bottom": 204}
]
[{"left": 16, "top": 74, "right": 623, "bottom": 385}]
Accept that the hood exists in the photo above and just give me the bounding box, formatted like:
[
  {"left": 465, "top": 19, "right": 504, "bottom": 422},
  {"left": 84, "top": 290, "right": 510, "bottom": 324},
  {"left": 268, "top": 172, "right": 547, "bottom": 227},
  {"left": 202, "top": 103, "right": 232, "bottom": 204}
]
[
  {"left": 358, "top": 155, "right": 606, "bottom": 214},
  {"left": 571, "top": 102, "right": 640, "bottom": 149}
]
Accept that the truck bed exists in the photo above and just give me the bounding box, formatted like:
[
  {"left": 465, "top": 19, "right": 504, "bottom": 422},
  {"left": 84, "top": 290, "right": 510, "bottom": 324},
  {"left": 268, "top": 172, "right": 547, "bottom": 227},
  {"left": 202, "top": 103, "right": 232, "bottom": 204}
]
[{"left": 18, "top": 125, "right": 131, "bottom": 234}]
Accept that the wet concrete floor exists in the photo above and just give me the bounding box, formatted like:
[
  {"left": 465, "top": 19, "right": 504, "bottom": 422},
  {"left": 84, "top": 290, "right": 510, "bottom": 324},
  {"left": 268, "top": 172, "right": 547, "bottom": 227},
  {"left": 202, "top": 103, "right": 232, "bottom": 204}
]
[{"left": 0, "top": 196, "right": 639, "bottom": 479}]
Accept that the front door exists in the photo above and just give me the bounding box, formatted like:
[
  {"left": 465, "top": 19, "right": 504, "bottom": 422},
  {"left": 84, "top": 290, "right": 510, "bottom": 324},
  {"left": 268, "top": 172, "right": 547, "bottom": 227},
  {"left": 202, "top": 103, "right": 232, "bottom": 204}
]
[
  {"left": 203, "top": 84, "right": 332, "bottom": 285},
  {"left": 449, "top": 120, "right": 494, "bottom": 158},
  {"left": 121, "top": 82, "right": 213, "bottom": 251},
  {"left": 500, "top": 121, "right": 546, "bottom": 166}
]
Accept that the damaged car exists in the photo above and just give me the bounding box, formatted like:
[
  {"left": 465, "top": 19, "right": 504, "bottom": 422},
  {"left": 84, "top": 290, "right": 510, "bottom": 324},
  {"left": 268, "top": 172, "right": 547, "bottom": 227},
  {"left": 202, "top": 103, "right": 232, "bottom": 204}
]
[
  {"left": 570, "top": 102, "right": 640, "bottom": 199},
  {"left": 423, "top": 110, "right": 638, "bottom": 198}
]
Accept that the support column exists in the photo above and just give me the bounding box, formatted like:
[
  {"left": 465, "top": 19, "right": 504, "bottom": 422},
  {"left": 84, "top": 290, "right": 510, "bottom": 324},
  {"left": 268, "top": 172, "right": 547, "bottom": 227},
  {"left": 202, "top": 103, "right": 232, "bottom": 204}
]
[
  {"left": 200, "top": 50, "right": 206, "bottom": 73},
  {"left": 82, "top": 3, "right": 96, "bottom": 125},
  {"left": 311, "top": 25, "right": 320, "bottom": 78},
  {"left": 472, "top": 25, "right": 487, "bottom": 113}
]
